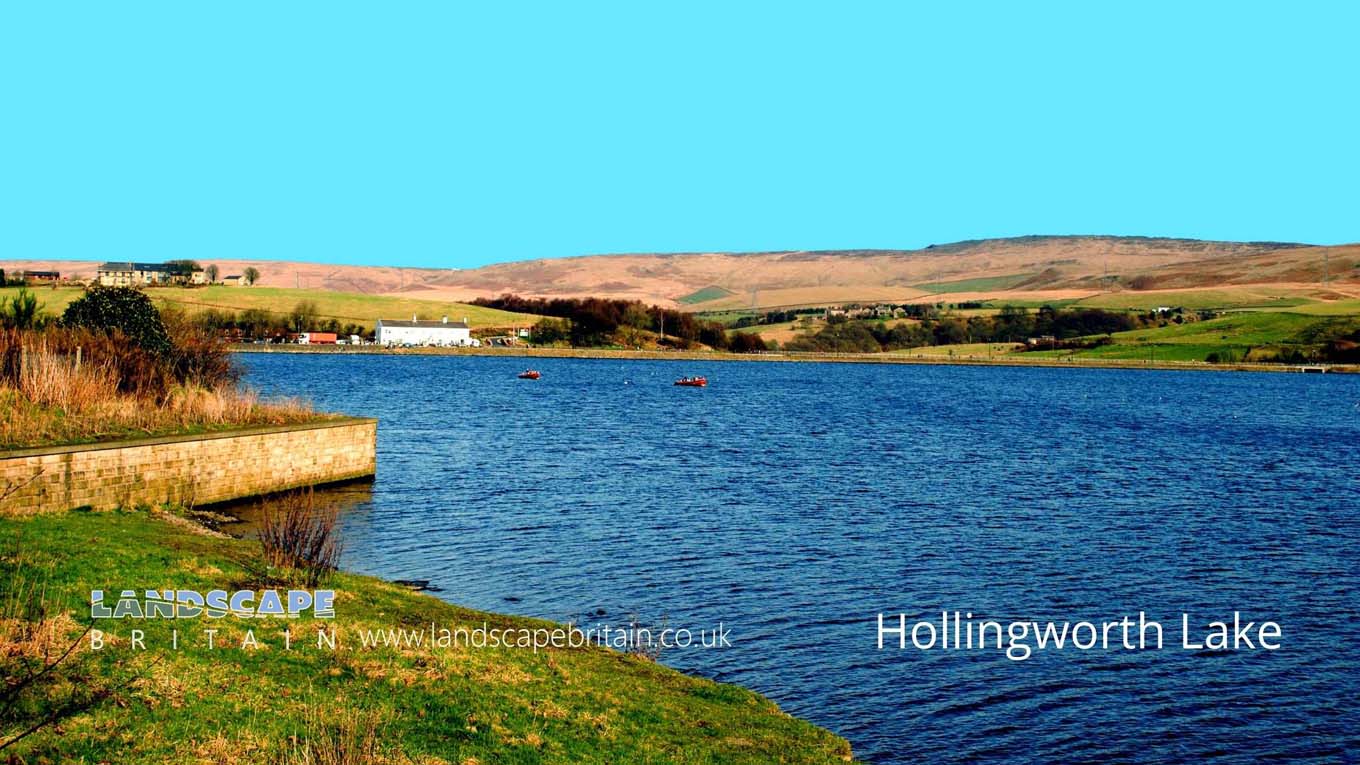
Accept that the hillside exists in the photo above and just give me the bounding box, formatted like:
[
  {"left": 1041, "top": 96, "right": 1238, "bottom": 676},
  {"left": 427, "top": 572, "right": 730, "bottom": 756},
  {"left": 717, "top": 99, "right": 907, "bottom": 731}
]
[
  {"left": 5, "top": 236, "right": 1358, "bottom": 312},
  {"left": 0, "top": 508, "right": 853, "bottom": 763}
]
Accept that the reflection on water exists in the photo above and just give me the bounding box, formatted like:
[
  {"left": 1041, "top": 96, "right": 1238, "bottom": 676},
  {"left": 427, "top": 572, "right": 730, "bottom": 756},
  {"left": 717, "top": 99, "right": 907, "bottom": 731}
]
[{"left": 217, "top": 480, "right": 376, "bottom": 539}]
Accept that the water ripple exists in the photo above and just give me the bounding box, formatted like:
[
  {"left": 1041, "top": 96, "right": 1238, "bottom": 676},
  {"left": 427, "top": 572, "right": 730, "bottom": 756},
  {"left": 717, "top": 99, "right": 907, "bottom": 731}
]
[{"left": 241, "top": 355, "right": 1360, "bottom": 764}]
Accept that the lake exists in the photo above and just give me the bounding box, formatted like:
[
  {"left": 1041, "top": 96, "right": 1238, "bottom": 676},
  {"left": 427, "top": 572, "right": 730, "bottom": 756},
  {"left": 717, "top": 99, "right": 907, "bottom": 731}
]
[{"left": 241, "top": 353, "right": 1360, "bottom": 764}]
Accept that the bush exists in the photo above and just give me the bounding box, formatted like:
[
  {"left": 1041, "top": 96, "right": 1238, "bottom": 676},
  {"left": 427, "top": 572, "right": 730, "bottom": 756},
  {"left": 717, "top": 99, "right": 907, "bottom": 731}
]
[
  {"left": 1321, "top": 339, "right": 1360, "bottom": 363},
  {"left": 161, "top": 307, "right": 240, "bottom": 388},
  {"left": 61, "top": 286, "right": 171, "bottom": 355},
  {"left": 529, "top": 318, "right": 571, "bottom": 345},
  {"left": 727, "top": 332, "right": 768, "bottom": 353},
  {"left": 259, "top": 489, "right": 343, "bottom": 588}
]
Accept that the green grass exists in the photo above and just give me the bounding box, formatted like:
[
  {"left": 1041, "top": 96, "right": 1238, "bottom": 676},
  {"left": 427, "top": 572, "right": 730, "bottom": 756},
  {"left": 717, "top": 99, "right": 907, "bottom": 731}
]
[
  {"left": 979, "top": 297, "right": 1082, "bottom": 309},
  {"left": 1, "top": 286, "right": 540, "bottom": 330},
  {"left": 1025, "top": 343, "right": 1234, "bottom": 362},
  {"left": 912, "top": 274, "right": 1034, "bottom": 294},
  {"left": 694, "top": 310, "right": 761, "bottom": 326},
  {"left": 1277, "top": 298, "right": 1360, "bottom": 315},
  {"left": 890, "top": 343, "right": 1024, "bottom": 358},
  {"left": 677, "top": 286, "right": 736, "bottom": 305},
  {"left": 729, "top": 320, "right": 798, "bottom": 335},
  {"left": 1026, "top": 311, "right": 1360, "bottom": 362},
  {"left": 0, "top": 509, "right": 851, "bottom": 764},
  {"left": 1073, "top": 290, "right": 1318, "bottom": 311},
  {"left": 1107, "top": 312, "right": 1357, "bottom": 345}
]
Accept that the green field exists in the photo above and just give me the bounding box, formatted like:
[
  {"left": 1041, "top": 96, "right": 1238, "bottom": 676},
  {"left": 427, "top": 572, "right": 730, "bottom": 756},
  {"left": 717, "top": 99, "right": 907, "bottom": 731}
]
[
  {"left": 677, "top": 286, "right": 737, "bottom": 305},
  {"left": 1072, "top": 289, "right": 1318, "bottom": 312},
  {"left": 1026, "top": 342, "right": 1237, "bottom": 362},
  {"left": 1, "top": 286, "right": 539, "bottom": 330},
  {"left": 912, "top": 273, "right": 1034, "bottom": 293},
  {"left": 1025, "top": 311, "right": 1360, "bottom": 362},
  {"left": 730, "top": 319, "right": 797, "bottom": 335},
  {"left": 891, "top": 342, "right": 1024, "bottom": 358},
  {"left": 979, "top": 297, "right": 1082, "bottom": 309},
  {"left": 0, "top": 508, "right": 851, "bottom": 764},
  {"left": 695, "top": 309, "right": 762, "bottom": 325},
  {"left": 1272, "top": 298, "right": 1360, "bottom": 316}
]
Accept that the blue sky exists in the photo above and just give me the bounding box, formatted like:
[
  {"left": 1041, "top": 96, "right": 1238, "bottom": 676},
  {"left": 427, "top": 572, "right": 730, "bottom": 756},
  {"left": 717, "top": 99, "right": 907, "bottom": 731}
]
[{"left": 3, "top": 2, "right": 1356, "bottom": 268}]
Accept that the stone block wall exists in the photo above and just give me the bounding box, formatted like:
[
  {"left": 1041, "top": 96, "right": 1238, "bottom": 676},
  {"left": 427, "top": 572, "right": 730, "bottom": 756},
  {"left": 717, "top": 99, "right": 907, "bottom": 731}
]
[{"left": 0, "top": 418, "right": 377, "bottom": 516}]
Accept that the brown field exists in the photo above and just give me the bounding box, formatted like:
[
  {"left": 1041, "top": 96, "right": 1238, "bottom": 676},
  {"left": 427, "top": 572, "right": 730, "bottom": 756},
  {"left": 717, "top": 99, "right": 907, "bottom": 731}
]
[{"left": 7, "top": 236, "right": 1358, "bottom": 313}]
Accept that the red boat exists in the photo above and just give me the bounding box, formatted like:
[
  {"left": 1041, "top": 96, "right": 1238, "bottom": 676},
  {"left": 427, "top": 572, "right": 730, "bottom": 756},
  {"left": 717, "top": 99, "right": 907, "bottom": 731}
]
[
  {"left": 674, "top": 376, "right": 707, "bottom": 387},
  {"left": 517, "top": 370, "right": 541, "bottom": 380}
]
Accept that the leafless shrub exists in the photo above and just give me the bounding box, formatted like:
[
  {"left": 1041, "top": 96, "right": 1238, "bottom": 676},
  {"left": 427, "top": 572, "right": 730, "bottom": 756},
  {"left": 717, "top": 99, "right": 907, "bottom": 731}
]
[{"left": 259, "top": 489, "right": 343, "bottom": 588}]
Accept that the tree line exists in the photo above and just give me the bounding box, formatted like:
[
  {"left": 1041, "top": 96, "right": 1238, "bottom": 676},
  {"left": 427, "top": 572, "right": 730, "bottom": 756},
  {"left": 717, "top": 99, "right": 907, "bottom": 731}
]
[
  {"left": 188, "top": 301, "right": 365, "bottom": 339},
  {"left": 785, "top": 306, "right": 1146, "bottom": 353},
  {"left": 472, "top": 294, "right": 768, "bottom": 352}
]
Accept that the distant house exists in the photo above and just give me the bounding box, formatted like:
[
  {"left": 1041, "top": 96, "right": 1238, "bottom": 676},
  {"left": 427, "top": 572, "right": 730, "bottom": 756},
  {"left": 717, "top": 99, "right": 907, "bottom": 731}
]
[
  {"left": 375, "top": 316, "right": 476, "bottom": 347},
  {"left": 16, "top": 270, "right": 61, "bottom": 283},
  {"left": 222, "top": 274, "right": 243, "bottom": 286},
  {"left": 97, "top": 262, "right": 206, "bottom": 286}
]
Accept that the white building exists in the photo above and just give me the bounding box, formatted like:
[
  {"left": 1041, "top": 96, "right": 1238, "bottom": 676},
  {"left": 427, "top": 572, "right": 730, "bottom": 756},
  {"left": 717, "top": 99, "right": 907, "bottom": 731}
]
[{"left": 375, "top": 316, "right": 476, "bottom": 347}]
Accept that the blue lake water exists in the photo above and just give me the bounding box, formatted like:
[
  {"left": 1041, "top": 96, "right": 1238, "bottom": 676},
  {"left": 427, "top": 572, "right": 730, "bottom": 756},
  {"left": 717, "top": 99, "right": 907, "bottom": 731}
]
[{"left": 242, "top": 354, "right": 1360, "bottom": 763}]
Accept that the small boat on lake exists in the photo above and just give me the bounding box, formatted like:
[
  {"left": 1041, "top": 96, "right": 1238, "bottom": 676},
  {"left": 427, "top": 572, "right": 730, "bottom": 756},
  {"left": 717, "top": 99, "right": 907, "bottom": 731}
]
[
  {"left": 517, "top": 370, "right": 541, "bottom": 380},
  {"left": 674, "top": 376, "right": 707, "bottom": 387}
]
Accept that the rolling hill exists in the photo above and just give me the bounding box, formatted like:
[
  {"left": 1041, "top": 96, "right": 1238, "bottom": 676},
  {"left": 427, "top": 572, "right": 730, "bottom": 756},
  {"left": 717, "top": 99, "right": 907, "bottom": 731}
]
[{"left": 5, "top": 236, "right": 1359, "bottom": 313}]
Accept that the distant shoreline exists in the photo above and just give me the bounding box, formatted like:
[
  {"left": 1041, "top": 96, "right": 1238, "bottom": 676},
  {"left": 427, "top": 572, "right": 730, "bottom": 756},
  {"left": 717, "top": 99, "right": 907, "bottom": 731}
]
[{"left": 232, "top": 344, "right": 1358, "bottom": 374}]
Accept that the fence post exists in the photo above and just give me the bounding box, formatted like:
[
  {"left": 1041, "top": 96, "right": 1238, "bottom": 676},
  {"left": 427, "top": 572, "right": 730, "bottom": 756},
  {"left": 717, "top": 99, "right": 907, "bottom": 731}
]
[{"left": 76, "top": 345, "right": 82, "bottom": 371}]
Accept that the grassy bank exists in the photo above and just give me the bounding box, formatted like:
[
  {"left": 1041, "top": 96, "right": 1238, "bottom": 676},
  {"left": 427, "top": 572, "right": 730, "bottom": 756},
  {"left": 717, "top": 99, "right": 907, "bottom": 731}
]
[{"left": 0, "top": 509, "right": 852, "bottom": 763}]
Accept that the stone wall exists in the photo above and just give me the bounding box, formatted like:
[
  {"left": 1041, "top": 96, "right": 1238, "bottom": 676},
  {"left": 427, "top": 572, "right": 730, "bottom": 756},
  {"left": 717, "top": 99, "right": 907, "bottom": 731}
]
[{"left": 0, "top": 418, "right": 377, "bottom": 516}]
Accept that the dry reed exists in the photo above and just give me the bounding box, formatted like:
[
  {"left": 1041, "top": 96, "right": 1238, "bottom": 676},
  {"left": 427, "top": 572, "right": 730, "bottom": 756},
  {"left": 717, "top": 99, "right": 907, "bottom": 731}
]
[{"left": 0, "top": 332, "right": 319, "bottom": 450}]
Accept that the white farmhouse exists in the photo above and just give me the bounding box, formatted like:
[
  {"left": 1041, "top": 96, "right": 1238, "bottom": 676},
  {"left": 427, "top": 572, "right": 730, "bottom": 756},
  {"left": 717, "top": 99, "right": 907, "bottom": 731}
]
[{"left": 375, "top": 316, "right": 477, "bottom": 347}]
